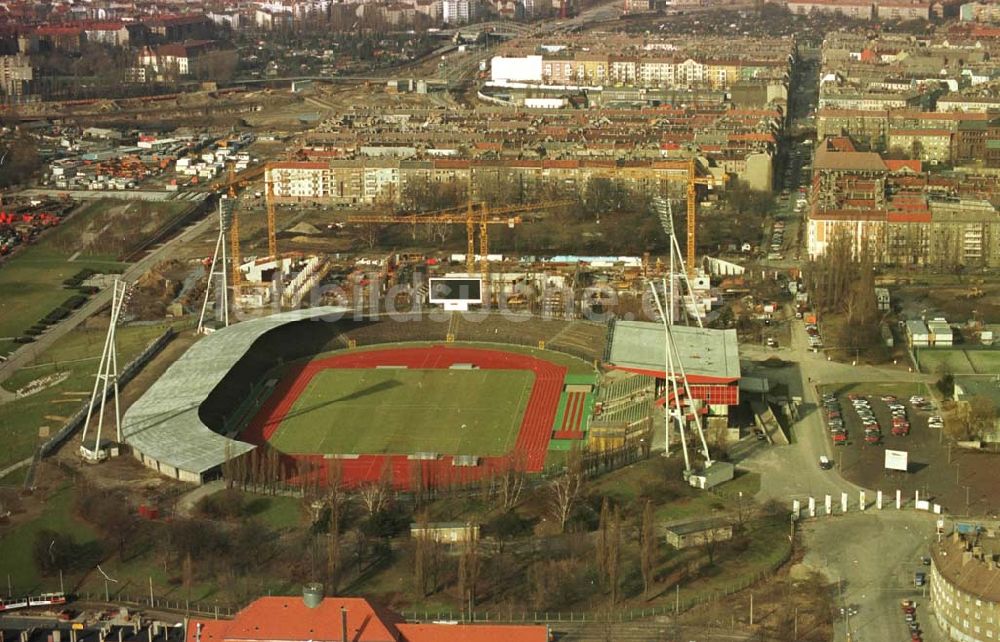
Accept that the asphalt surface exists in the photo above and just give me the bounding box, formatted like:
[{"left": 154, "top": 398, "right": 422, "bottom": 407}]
[
  {"left": 800, "top": 511, "right": 945, "bottom": 642},
  {"left": 739, "top": 313, "right": 946, "bottom": 642}
]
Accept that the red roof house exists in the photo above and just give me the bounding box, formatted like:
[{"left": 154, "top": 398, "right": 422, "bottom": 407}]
[{"left": 186, "top": 596, "right": 548, "bottom": 642}]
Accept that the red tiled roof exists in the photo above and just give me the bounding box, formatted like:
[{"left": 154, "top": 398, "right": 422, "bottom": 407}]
[
  {"left": 885, "top": 159, "right": 922, "bottom": 173},
  {"left": 888, "top": 211, "right": 932, "bottom": 223},
  {"left": 269, "top": 161, "right": 328, "bottom": 170},
  {"left": 189, "top": 597, "right": 403, "bottom": 642},
  {"left": 397, "top": 624, "right": 547, "bottom": 642},
  {"left": 187, "top": 597, "right": 547, "bottom": 642}
]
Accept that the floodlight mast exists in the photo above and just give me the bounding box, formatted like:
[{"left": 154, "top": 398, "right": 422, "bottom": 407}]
[
  {"left": 80, "top": 279, "right": 129, "bottom": 456},
  {"left": 198, "top": 199, "right": 231, "bottom": 333}
]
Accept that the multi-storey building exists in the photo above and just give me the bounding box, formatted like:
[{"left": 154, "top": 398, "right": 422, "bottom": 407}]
[
  {"left": 787, "top": 0, "right": 874, "bottom": 19},
  {"left": 931, "top": 532, "right": 1000, "bottom": 642},
  {"left": 0, "top": 54, "right": 32, "bottom": 96},
  {"left": 877, "top": 0, "right": 931, "bottom": 20}
]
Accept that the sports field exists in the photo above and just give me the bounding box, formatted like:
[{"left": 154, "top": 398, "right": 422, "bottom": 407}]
[
  {"left": 268, "top": 368, "right": 534, "bottom": 456},
  {"left": 916, "top": 348, "right": 1000, "bottom": 375}
]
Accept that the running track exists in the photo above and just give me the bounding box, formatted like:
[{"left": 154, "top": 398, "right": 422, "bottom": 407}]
[
  {"left": 553, "top": 391, "right": 586, "bottom": 440},
  {"left": 242, "top": 345, "right": 567, "bottom": 489}
]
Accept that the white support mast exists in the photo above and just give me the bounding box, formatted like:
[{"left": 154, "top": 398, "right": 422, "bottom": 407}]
[
  {"left": 198, "top": 198, "right": 230, "bottom": 333},
  {"left": 80, "top": 279, "right": 129, "bottom": 459},
  {"left": 649, "top": 197, "right": 713, "bottom": 477}
]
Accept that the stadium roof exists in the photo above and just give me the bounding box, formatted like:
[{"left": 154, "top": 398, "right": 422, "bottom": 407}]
[
  {"left": 607, "top": 320, "right": 740, "bottom": 382},
  {"left": 122, "top": 307, "right": 348, "bottom": 475}
]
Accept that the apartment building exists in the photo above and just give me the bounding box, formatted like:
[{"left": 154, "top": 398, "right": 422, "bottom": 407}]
[
  {"left": 876, "top": 0, "right": 931, "bottom": 20},
  {"left": 265, "top": 158, "right": 707, "bottom": 206},
  {"left": 787, "top": 0, "right": 874, "bottom": 19},
  {"left": 0, "top": 54, "right": 32, "bottom": 96},
  {"left": 932, "top": 533, "right": 1000, "bottom": 642},
  {"left": 887, "top": 128, "right": 953, "bottom": 162}
]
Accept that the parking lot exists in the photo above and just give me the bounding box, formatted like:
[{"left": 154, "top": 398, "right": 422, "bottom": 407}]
[{"left": 815, "top": 382, "right": 1000, "bottom": 516}]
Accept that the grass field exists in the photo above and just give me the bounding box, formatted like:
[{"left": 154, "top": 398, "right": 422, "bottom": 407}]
[
  {"left": 269, "top": 368, "right": 534, "bottom": 456},
  {"left": 916, "top": 349, "right": 976, "bottom": 375},
  {"left": 0, "top": 199, "right": 194, "bottom": 351},
  {"left": 0, "top": 484, "right": 99, "bottom": 593},
  {"left": 0, "top": 321, "right": 187, "bottom": 474}
]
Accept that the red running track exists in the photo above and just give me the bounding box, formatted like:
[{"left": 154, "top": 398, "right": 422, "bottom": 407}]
[
  {"left": 552, "top": 391, "right": 586, "bottom": 440},
  {"left": 242, "top": 345, "right": 566, "bottom": 489}
]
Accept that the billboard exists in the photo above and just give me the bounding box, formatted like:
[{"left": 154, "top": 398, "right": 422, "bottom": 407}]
[
  {"left": 885, "top": 449, "right": 908, "bottom": 472},
  {"left": 428, "top": 277, "right": 482, "bottom": 310}
]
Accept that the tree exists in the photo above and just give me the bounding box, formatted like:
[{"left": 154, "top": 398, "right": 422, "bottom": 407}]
[
  {"left": 547, "top": 470, "right": 582, "bottom": 533},
  {"left": 359, "top": 463, "right": 392, "bottom": 516},
  {"left": 457, "top": 538, "right": 479, "bottom": 610},
  {"left": 0, "top": 133, "right": 41, "bottom": 188},
  {"left": 596, "top": 498, "right": 610, "bottom": 580},
  {"left": 485, "top": 511, "right": 531, "bottom": 554},
  {"left": 496, "top": 454, "right": 527, "bottom": 511},
  {"left": 607, "top": 506, "right": 622, "bottom": 604},
  {"left": 640, "top": 500, "right": 657, "bottom": 599},
  {"left": 32, "top": 530, "right": 82, "bottom": 575},
  {"left": 966, "top": 395, "right": 998, "bottom": 440}
]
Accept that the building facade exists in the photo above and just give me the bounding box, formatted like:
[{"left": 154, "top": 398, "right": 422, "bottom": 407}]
[{"left": 931, "top": 532, "right": 1000, "bottom": 642}]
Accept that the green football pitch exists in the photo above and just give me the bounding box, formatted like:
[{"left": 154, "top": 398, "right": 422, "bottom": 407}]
[{"left": 268, "top": 368, "right": 535, "bottom": 456}]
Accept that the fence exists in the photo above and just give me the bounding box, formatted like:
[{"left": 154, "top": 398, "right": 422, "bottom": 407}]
[
  {"left": 77, "top": 592, "right": 238, "bottom": 619},
  {"left": 22, "top": 328, "right": 177, "bottom": 490},
  {"left": 399, "top": 543, "right": 792, "bottom": 624},
  {"left": 75, "top": 537, "right": 791, "bottom": 626}
]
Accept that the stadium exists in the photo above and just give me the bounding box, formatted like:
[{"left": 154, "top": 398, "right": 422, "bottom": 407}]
[{"left": 121, "top": 309, "right": 740, "bottom": 487}]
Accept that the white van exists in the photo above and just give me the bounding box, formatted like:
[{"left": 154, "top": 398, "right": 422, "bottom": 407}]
[{"left": 819, "top": 455, "right": 832, "bottom": 470}]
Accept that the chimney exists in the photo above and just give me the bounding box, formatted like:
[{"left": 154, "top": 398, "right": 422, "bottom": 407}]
[
  {"left": 340, "top": 607, "right": 348, "bottom": 642},
  {"left": 195, "top": 623, "right": 202, "bottom": 642}
]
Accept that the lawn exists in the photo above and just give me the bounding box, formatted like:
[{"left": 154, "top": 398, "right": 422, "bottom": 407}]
[
  {"left": 0, "top": 484, "right": 99, "bottom": 594},
  {"left": 0, "top": 321, "right": 184, "bottom": 472},
  {"left": 916, "top": 348, "right": 976, "bottom": 375},
  {"left": 966, "top": 350, "right": 1000, "bottom": 376},
  {"left": 0, "top": 245, "right": 124, "bottom": 345},
  {"left": 269, "top": 368, "right": 534, "bottom": 456},
  {"left": 0, "top": 198, "right": 194, "bottom": 350}
]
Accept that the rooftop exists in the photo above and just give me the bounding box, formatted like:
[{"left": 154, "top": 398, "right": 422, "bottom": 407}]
[
  {"left": 933, "top": 533, "right": 1000, "bottom": 604},
  {"left": 663, "top": 516, "right": 733, "bottom": 535},
  {"left": 187, "top": 596, "right": 547, "bottom": 642},
  {"left": 607, "top": 320, "right": 741, "bottom": 382},
  {"left": 122, "top": 307, "right": 347, "bottom": 475}
]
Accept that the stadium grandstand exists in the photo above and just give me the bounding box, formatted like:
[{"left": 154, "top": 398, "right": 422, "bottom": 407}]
[
  {"left": 122, "top": 307, "right": 348, "bottom": 483},
  {"left": 605, "top": 319, "right": 742, "bottom": 413}
]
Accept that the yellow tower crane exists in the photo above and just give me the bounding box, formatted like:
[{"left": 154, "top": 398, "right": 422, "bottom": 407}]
[
  {"left": 265, "top": 170, "right": 278, "bottom": 259},
  {"left": 348, "top": 199, "right": 573, "bottom": 276},
  {"left": 584, "top": 159, "right": 725, "bottom": 275},
  {"left": 226, "top": 170, "right": 243, "bottom": 291}
]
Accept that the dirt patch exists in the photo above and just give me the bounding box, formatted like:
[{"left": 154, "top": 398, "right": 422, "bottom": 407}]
[{"left": 679, "top": 552, "right": 834, "bottom": 641}]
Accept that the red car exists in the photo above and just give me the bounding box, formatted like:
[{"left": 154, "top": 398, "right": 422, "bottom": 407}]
[
  {"left": 864, "top": 432, "right": 881, "bottom": 444},
  {"left": 833, "top": 432, "right": 848, "bottom": 444}
]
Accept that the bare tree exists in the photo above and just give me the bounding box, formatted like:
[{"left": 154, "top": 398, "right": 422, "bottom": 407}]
[
  {"left": 547, "top": 470, "right": 582, "bottom": 533},
  {"left": 457, "top": 537, "right": 479, "bottom": 611},
  {"left": 359, "top": 461, "right": 392, "bottom": 516},
  {"left": 607, "top": 506, "right": 621, "bottom": 605},
  {"left": 596, "top": 498, "right": 610, "bottom": 580},
  {"left": 640, "top": 500, "right": 657, "bottom": 599},
  {"left": 497, "top": 453, "right": 527, "bottom": 511}
]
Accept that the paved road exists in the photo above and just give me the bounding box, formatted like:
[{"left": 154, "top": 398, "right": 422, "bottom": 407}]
[
  {"left": 737, "top": 313, "right": 947, "bottom": 642},
  {"left": 800, "top": 511, "right": 946, "bottom": 642},
  {"left": 0, "top": 210, "right": 218, "bottom": 395}
]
